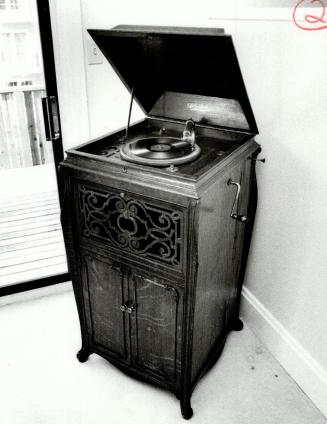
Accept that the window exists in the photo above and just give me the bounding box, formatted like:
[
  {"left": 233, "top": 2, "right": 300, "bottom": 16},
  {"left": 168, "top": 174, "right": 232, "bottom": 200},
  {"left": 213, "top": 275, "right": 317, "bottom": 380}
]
[
  {"left": 1, "top": 33, "right": 12, "bottom": 64},
  {"left": 0, "top": 0, "right": 20, "bottom": 10},
  {"left": 10, "top": 0, "right": 19, "bottom": 10},
  {"left": 14, "top": 32, "right": 26, "bottom": 61}
]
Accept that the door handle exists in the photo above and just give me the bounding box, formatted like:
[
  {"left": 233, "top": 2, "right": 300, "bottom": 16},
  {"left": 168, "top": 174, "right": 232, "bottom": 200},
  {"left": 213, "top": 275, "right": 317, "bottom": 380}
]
[
  {"left": 42, "top": 96, "right": 60, "bottom": 141},
  {"left": 120, "top": 302, "right": 136, "bottom": 314},
  {"left": 126, "top": 304, "right": 136, "bottom": 314}
]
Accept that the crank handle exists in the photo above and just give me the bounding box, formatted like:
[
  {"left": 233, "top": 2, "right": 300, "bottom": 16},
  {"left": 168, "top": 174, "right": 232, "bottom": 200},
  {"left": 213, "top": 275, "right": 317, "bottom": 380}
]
[{"left": 227, "top": 179, "right": 249, "bottom": 224}]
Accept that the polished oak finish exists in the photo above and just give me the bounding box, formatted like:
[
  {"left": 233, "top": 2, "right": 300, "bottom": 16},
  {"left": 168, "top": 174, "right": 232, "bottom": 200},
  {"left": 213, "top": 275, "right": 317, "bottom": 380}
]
[
  {"left": 88, "top": 26, "right": 258, "bottom": 133},
  {"left": 60, "top": 24, "right": 260, "bottom": 420},
  {"left": 60, "top": 118, "right": 260, "bottom": 419}
]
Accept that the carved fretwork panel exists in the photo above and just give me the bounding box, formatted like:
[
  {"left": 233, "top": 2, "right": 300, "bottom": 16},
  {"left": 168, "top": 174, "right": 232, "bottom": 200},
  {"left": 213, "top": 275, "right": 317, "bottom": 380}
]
[{"left": 79, "top": 185, "right": 183, "bottom": 266}]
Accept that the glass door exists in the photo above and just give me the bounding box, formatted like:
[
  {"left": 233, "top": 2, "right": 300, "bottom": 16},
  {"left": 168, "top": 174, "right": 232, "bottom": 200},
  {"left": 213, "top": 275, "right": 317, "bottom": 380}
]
[{"left": 0, "top": 0, "right": 68, "bottom": 291}]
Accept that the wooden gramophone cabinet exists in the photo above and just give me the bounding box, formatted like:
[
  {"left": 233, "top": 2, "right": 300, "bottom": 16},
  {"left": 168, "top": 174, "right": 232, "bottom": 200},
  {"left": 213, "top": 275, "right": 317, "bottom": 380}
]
[{"left": 59, "top": 25, "right": 261, "bottom": 419}]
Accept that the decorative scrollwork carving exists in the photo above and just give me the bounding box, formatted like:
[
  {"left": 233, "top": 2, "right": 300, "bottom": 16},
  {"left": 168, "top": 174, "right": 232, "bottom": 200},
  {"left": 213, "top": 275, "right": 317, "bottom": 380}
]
[{"left": 79, "top": 185, "right": 182, "bottom": 266}]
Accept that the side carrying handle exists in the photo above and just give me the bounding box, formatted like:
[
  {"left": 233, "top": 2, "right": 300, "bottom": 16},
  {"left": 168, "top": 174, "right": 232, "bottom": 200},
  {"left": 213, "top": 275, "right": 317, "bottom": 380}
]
[{"left": 227, "top": 179, "right": 249, "bottom": 223}]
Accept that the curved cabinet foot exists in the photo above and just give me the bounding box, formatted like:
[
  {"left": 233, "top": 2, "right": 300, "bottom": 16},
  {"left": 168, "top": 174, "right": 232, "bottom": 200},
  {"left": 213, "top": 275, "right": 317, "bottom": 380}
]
[
  {"left": 77, "top": 347, "right": 90, "bottom": 363},
  {"left": 180, "top": 398, "right": 193, "bottom": 420},
  {"left": 231, "top": 318, "right": 244, "bottom": 331}
]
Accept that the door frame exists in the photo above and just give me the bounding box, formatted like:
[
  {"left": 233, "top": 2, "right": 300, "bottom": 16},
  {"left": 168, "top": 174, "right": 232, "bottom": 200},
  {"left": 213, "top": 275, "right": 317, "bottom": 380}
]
[
  {"left": 37, "top": 0, "right": 64, "bottom": 185},
  {"left": 0, "top": 0, "right": 70, "bottom": 297}
]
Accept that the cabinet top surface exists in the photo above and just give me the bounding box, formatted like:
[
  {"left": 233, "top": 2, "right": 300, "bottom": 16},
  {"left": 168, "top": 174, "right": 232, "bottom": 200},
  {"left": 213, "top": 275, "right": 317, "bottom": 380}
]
[{"left": 65, "top": 119, "right": 257, "bottom": 185}]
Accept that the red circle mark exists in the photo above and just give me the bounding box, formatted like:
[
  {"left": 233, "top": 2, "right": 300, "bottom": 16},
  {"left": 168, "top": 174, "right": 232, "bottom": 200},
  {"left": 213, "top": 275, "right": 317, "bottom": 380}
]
[{"left": 293, "top": 0, "right": 327, "bottom": 30}]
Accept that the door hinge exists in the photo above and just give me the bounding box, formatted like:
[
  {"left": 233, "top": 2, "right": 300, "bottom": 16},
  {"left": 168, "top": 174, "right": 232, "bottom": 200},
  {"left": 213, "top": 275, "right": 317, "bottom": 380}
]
[{"left": 42, "top": 96, "right": 60, "bottom": 141}]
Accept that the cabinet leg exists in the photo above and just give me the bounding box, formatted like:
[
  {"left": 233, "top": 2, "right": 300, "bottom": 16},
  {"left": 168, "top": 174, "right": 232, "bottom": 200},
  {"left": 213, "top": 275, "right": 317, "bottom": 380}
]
[
  {"left": 231, "top": 318, "right": 244, "bottom": 331},
  {"left": 180, "top": 397, "right": 193, "bottom": 420},
  {"left": 77, "top": 346, "right": 91, "bottom": 363}
]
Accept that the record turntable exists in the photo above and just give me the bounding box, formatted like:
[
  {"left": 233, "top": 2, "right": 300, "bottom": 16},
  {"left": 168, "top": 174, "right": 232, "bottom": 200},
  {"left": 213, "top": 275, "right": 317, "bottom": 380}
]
[
  {"left": 120, "top": 119, "right": 201, "bottom": 166},
  {"left": 71, "top": 25, "right": 259, "bottom": 176},
  {"left": 60, "top": 25, "right": 262, "bottom": 420}
]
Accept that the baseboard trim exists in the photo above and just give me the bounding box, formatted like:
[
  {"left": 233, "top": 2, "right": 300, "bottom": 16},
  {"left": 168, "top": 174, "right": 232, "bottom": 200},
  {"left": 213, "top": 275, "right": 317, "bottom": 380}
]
[
  {"left": 0, "top": 281, "right": 73, "bottom": 307},
  {"left": 241, "top": 286, "right": 327, "bottom": 418}
]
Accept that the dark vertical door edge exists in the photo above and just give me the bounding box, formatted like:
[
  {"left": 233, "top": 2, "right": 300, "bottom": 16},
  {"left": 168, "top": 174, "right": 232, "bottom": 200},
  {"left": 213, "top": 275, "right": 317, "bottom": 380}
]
[{"left": 36, "top": 0, "right": 64, "bottom": 198}]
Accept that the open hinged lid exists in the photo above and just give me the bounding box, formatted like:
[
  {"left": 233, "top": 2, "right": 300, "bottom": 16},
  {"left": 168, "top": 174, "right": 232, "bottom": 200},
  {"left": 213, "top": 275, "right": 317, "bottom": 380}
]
[{"left": 88, "top": 25, "right": 258, "bottom": 134}]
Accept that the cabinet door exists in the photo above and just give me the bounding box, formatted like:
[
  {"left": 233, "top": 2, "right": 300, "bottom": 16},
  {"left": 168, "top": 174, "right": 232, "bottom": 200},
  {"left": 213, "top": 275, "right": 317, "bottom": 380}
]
[
  {"left": 129, "top": 273, "right": 181, "bottom": 382},
  {"left": 81, "top": 253, "right": 129, "bottom": 362}
]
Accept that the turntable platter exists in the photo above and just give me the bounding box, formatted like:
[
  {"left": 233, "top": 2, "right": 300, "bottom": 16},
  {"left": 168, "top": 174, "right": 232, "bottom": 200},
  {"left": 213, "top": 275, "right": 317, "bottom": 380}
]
[{"left": 120, "top": 136, "right": 201, "bottom": 167}]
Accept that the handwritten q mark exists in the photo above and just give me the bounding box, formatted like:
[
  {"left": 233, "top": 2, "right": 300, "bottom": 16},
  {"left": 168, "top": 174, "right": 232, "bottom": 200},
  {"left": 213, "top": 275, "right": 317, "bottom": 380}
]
[{"left": 293, "top": 0, "right": 327, "bottom": 30}]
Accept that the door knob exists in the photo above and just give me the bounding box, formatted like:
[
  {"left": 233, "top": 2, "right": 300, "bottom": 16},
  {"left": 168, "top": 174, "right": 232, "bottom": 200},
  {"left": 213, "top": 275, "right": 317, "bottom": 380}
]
[
  {"left": 120, "top": 302, "right": 136, "bottom": 314},
  {"left": 126, "top": 304, "right": 136, "bottom": 314}
]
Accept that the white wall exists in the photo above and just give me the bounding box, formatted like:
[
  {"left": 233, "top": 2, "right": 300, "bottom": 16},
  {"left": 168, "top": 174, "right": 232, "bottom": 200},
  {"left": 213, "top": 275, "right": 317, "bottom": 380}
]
[
  {"left": 50, "top": 0, "right": 327, "bottom": 416},
  {"left": 232, "top": 12, "right": 327, "bottom": 415}
]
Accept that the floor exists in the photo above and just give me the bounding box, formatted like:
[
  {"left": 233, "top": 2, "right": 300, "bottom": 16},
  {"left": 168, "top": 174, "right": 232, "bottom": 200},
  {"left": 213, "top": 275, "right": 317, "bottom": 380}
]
[
  {"left": 0, "top": 284, "right": 326, "bottom": 424},
  {"left": 0, "top": 165, "right": 67, "bottom": 287}
]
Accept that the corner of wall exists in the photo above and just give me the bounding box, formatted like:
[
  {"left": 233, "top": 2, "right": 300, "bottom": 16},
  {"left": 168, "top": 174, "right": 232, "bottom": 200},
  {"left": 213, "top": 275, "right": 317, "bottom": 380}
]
[{"left": 241, "top": 287, "right": 327, "bottom": 418}]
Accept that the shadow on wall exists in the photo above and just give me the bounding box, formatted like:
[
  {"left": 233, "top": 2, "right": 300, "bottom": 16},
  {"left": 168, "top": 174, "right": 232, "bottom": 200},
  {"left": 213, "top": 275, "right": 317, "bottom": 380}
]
[{"left": 244, "top": 132, "right": 327, "bottom": 363}]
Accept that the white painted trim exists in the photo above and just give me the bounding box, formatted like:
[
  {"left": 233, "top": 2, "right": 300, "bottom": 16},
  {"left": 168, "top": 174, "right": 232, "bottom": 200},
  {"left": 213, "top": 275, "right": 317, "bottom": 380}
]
[{"left": 241, "top": 286, "right": 327, "bottom": 418}]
